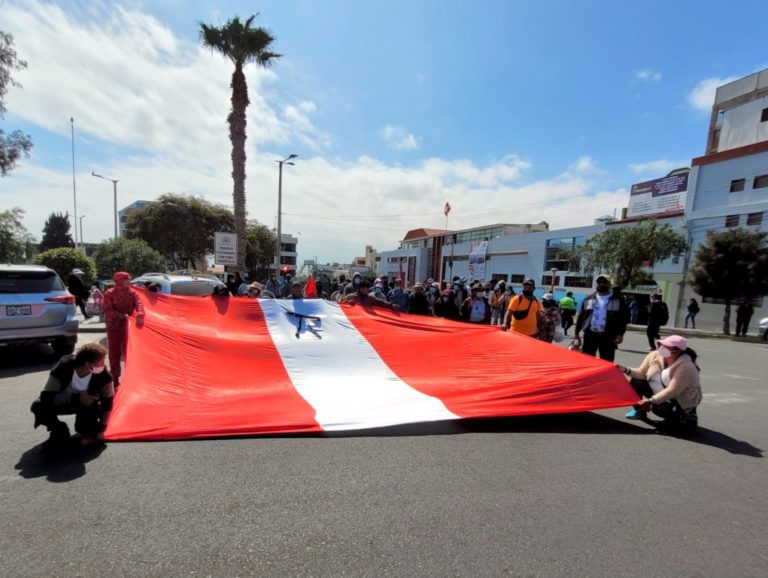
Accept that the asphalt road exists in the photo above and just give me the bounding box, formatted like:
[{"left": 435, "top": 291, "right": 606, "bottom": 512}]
[{"left": 1, "top": 322, "right": 766, "bottom": 577}]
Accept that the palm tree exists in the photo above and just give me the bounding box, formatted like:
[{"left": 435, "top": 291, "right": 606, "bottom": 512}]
[{"left": 199, "top": 15, "right": 281, "bottom": 268}]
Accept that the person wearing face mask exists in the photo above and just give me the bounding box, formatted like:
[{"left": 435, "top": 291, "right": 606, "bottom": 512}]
[
  {"left": 343, "top": 272, "right": 363, "bottom": 296},
  {"left": 503, "top": 279, "right": 542, "bottom": 336},
  {"left": 489, "top": 282, "right": 506, "bottom": 326},
  {"left": 387, "top": 278, "right": 411, "bottom": 312},
  {"left": 341, "top": 279, "right": 397, "bottom": 309},
  {"left": 573, "top": 273, "right": 629, "bottom": 362},
  {"left": 434, "top": 288, "right": 460, "bottom": 320},
  {"left": 30, "top": 342, "right": 115, "bottom": 451},
  {"left": 461, "top": 284, "right": 491, "bottom": 324},
  {"left": 426, "top": 281, "right": 441, "bottom": 311},
  {"left": 616, "top": 335, "right": 702, "bottom": 435},
  {"left": 265, "top": 274, "right": 281, "bottom": 296},
  {"left": 451, "top": 277, "right": 469, "bottom": 311},
  {"left": 537, "top": 292, "right": 562, "bottom": 343}
]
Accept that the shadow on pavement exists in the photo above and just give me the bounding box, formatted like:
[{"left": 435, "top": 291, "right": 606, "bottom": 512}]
[
  {"left": 685, "top": 427, "right": 763, "bottom": 458},
  {"left": 15, "top": 443, "right": 107, "bottom": 483},
  {"left": 0, "top": 344, "right": 58, "bottom": 377},
  {"left": 319, "top": 412, "right": 652, "bottom": 438}
]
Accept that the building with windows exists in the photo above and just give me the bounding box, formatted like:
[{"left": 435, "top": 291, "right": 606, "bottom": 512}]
[
  {"left": 381, "top": 223, "right": 550, "bottom": 285},
  {"left": 277, "top": 233, "right": 299, "bottom": 274},
  {"left": 118, "top": 200, "right": 155, "bottom": 236},
  {"left": 680, "top": 69, "right": 768, "bottom": 330}
]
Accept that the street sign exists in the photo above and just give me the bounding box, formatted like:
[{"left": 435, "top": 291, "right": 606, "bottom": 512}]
[{"left": 214, "top": 232, "right": 238, "bottom": 266}]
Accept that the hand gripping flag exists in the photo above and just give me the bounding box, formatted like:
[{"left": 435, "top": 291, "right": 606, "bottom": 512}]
[{"left": 105, "top": 293, "right": 639, "bottom": 441}]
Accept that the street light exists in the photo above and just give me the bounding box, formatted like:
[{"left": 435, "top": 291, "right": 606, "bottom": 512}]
[
  {"left": 275, "top": 154, "right": 297, "bottom": 275},
  {"left": 78, "top": 215, "right": 86, "bottom": 246},
  {"left": 91, "top": 172, "right": 119, "bottom": 238}
]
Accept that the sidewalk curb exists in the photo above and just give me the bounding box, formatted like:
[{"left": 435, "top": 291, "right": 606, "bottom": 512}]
[{"left": 627, "top": 324, "right": 763, "bottom": 343}]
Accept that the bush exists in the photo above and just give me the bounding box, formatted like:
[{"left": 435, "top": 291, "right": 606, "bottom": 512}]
[
  {"left": 92, "top": 237, "right": 166, "bottom": 279},
  {"left": 36, "top": 247, "right": 96, "bottom": 283}
]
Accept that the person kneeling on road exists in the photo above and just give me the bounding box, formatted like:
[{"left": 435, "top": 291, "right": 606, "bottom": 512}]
[
  {"left": 30, "top": 342, "right": 115, "bottom": 451},
  {"left": 616, "top": 335, "right": 702, "bottom": 436}
]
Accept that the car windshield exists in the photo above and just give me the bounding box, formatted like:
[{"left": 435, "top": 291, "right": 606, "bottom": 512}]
[
  {"left": 170, "top": 281, "right": 219, "bottom": 296},
  {"left": 0, "top": 271, "right": 65, "bottom": 293}
]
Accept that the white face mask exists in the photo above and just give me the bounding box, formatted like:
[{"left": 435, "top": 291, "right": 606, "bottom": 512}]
[
  {"left": 657, "top": 346, "right": 671, "bottom": 358},
  {"left": 90, "top": 364, "right": 106, "bottom": 374}
]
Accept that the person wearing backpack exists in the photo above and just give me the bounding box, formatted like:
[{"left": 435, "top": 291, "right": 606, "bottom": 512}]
[
  {"left": 502, "top": 278, "right": 541, "bottom": 336},
  {"left": 684, "top": 298, "right": 700, "bottom": 329},
  {"left": 646, "top": 293, "right": 669, "bottom": 350}
]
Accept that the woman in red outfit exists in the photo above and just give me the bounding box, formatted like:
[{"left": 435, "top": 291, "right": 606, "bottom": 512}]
[{"left": 102, "top": 272, "right": 145, "bottom": 385}]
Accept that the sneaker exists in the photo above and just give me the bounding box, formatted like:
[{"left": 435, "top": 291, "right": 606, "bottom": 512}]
[{"left": 625, "top": 408, "right": 646, "bottom": 420}]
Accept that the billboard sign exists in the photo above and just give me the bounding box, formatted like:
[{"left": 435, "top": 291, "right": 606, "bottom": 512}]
[
  {"left": 627, "top": 171, "right": 689, "bottom": 218},
  {"left": 468, "top": 240, "right": 489, "bottom": 281},
  {"left": 214, "top": 232, "right": 238, "bottom": 266}
]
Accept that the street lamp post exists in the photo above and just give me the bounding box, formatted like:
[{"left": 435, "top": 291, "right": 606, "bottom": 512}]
[
  {"left": 78, "top": 215, "right": 86, "bottom": 246},
  {"left": 91, "top": 172, "right": 119, "bottom": 238},
  {"left": 275, "top": 154, "right": 297, "bottom": 276},
  {"left": 70, "top": 117, "right": 78, "bottom": 248}
]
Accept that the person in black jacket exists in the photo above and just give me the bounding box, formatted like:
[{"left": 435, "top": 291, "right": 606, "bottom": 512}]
[
  {"left": 573, "top": 273, "right": 630, "bottom": 362},
  {"left": 30, "top": 342, "right": 114, "bottom": 451},
  {"left": 646, "top": 293, "right": 669, "bottom": 350},
  {"left": 461, "top": 284, "right": 491, "bottom": 324},
  {"left": 67, "top": 268, "right": 92, "bottom": 318}
]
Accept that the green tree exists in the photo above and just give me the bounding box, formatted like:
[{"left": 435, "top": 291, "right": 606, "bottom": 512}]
[
  {"left": 200, "top": 14, "right": 281, "bottom": 268},
  {"left": 578, "top": 220, "right": 688, "bottom": 289},
  {"left": 245, "top": 220, "right": 277, "bottom": 274},
  {"left": 36, "top": 247, "right": 96, "bottom": 283},
  {"left": 126, "top": 193, "right": 234, "bottom": 270},
  {"left": 688, "top": 228, "right": 768, "bottom": 335},
  {"left": 0, "top": 207, "right": 35, "bottom": 262},
  {"left": 39, "top": 211, "right": 75, "bottom": 251},
  {"left": 92, "top": 237, "right": 166, "bottom": 279},
  {"left": 0, "top": 30, "right": 33, "bottom": 176}
]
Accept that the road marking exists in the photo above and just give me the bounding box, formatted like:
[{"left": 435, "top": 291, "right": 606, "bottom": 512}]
[
  {"left": 703, "top": 393, "right": 754, "bottom": 404},
  {"left": 721, "top": 374, "right": 760, "bottom": 381}
]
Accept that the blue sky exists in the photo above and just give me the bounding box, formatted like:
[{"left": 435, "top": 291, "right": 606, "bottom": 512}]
[{"left": 1, "top": 0, "right": 765, "bottom": 262}]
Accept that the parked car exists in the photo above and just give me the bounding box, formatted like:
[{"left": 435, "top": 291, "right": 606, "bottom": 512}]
[
  {"left": 132, "top": 273, "right": 226, "bottom": 296},
  {"left": 758, "top": 316, "right": 768, "bottom": 342},
  {"left": 0, "top": 264, "right": 79, "bottom": 355}
]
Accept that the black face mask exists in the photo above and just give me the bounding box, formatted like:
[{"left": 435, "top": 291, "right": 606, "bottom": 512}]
[
  {"left": 522, "top": 289, "right": 534, "bottom": 297},
  {"left": 596, "top": 283, "right": 610, "bottom": 294}
]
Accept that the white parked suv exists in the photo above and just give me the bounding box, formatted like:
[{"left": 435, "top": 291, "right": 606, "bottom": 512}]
[
  {"left": 131, "top": 272, "right": 227, "bottom": 296},
  {"left": 0, "top": 264, "right": 79, "bottom": 355}
]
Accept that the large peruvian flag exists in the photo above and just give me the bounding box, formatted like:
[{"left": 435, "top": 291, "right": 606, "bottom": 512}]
[{"left": 105, "top": 293, "right": 638, "bottom": 441}]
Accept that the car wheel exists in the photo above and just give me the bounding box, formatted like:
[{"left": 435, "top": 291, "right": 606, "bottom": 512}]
[{"left": 52, "top": 337, "right": 77, "bottom": 356}]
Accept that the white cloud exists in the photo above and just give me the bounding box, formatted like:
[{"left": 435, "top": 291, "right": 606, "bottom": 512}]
[
  {"left": 687, "top": 76, "right": 739, "bottom": 111},
  {"left": 380, "top": 124, "right": 419, "bottom": 150},
  {"left": 634, "top": 69, "right": 662, "bottom": 83},
  {"left": 628, "top": 159, "right": 689, "bottom": 175},
  {"left": 0, "top": 1, "right": 631, "bottom": 264}
]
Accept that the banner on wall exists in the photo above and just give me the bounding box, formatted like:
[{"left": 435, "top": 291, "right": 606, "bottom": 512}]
[
  {"left": 467, "top": 241, "right": 489, "bottom": 281},
  {"left": 627, "top": 170, "right": 689, "bottom": 218}
]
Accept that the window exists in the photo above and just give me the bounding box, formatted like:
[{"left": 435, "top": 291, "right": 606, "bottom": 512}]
[
  {"left": 565, "top": 276, "right": 594, "bottom": 288},
  {"left": 544, "top": 237, "right": 584, "bottom": 271},
  {"left": 508, "top": 274, "right": 525, "bottom": 284},
  {"left": 0, "top": 271, "right": 65, "bottom": 293},
  {"left": 729, "top": 178, "right": 745, "bottom": 192},
  {"left": 747, "top": 212, "right": 763, "bottom": 226},
  {"left": 490, "top": 273, "right": 508, "bottom": 283},
  {"left": 762, "top": 108, "right": 768, "bottom": 122},
  {"left": 725, "top": 215, "right": 740, "bottom": 228},
  {"left": 754, "top": 175, "right": 768, "bottom": 189}
]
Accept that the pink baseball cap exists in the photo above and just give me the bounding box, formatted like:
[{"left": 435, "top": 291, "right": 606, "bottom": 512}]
[{"left": 658, "top": 335, "right": 688, "bottom": 350}]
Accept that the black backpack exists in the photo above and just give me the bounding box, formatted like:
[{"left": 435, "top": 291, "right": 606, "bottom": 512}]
[{"left": 658, "top": 302, "right": 669, "bottom": 326}]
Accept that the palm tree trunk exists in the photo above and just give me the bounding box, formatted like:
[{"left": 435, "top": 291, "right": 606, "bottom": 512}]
[{"left": 229, "top": 63, "right": 249, "bottom": 269}]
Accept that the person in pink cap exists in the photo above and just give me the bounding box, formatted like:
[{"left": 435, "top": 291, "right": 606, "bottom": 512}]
[{"left": 616, "top": 335, "right": 702, "bottom": 435}]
